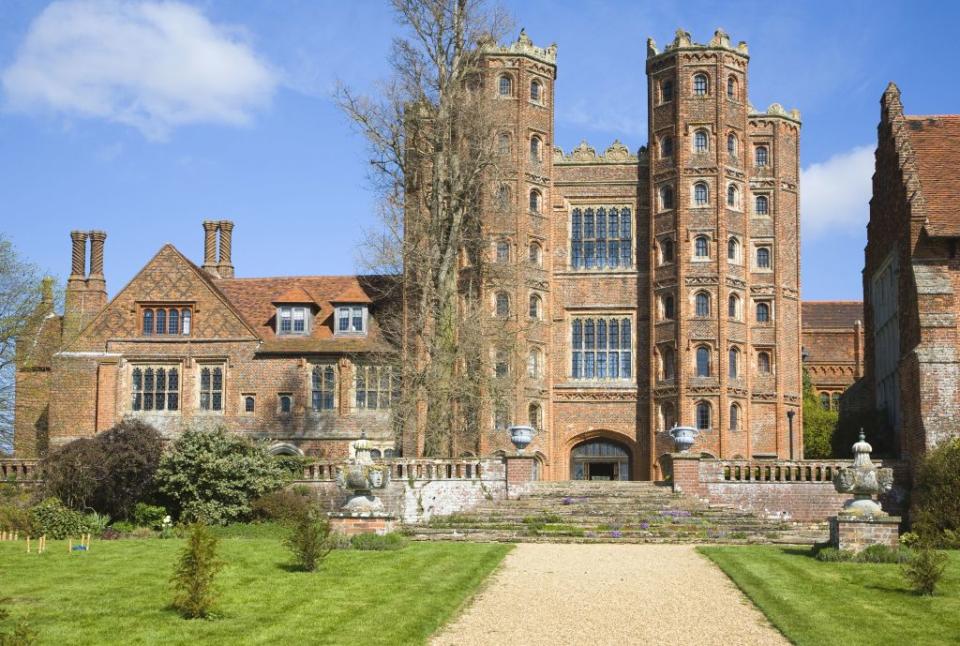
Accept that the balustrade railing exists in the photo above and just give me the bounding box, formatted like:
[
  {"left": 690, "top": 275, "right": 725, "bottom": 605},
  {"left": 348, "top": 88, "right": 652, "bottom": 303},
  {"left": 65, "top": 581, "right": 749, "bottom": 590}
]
[
  {"left": 713, "top": 459, "right": 853, "bottom": 484},
  {"left": 0, "top": 459, "right": 40, "bottom": 481},
  {"left": 297, "top": 458, "right": 490, "bottom": 482}
]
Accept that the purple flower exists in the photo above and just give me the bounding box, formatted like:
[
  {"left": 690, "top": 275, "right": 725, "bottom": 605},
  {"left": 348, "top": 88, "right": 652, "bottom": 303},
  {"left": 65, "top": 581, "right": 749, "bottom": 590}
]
[
  {"left": 610, "top": 530, "right": 622, "bottom": 538},
  {"left": 562, "top": 497, "right": 575, "bottom": 505},
  {"left": 640, "top": 521, "right": 650, "bottom": 530}
]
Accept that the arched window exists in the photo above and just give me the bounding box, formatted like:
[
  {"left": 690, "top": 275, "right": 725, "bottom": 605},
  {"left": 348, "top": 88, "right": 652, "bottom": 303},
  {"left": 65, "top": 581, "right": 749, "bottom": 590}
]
[
  {"left": 727, "top": 184, "right": 739, "bottom": 208},
  {"left": 695, "top": 291, "right": 711, "bottom": 317},
  {"left": 832, "top": 392, "right": 841, "bottom": 410},
  {"left": 694, "top": 235, "right": 709, "bottom": 258},
  {"left": 661, "top": 238, "right": 674, "bottom": 263},
  {"left": 696, "top": 401, "right": 711, "bottom": 430},
  {"left": 660, "top": 402, "right": 676, "bottom": 431},
  {"left": 529, "top": 293, "right": 543, "bottom": 320},
  {"left": 279, "top": 395, "right": 292, "bottom": 414},
  {"left": 244, "top": 396, "right": 255, "bottom": 413},
  {"left": 143, "top": 309, "right": 153, "bottom": 335},
  {"left": 727, "top": 75, "right": 738, "bottom": 100},
  {"left": 662, "top": 294, "right": 675, "bottom": 320},
  {"left": 694, "top": 182, "right": 709, "bottom": 206},
  {"left": 660, "top": 185, "right": 674, "bottom": 210},
  {"left": 498, "top": 132, "right": 511, "bottom": 155},
  {"left": 727, "top": 133, "right": 738, "bottom": 157},
  {"left": 661, "top": 79, "right": 674, "bottom": 102},
  {"left": 693, "top": 73, "right": 708, "bottom": 96},
  {"left": 757, "top": 302, "right": 770, "bottom": 322},
  {"left": 728, "top": 293, "right": 740, "bottom": 320},
  {"left": 694, "top": 129, "right": 708, "bottom": 153},
  {"left": 758, "top": 351, "right": 772, "bottom": 374},
  {"left": 370, "top": 449, "right": 382, "bottom": 459},
  {"left": 729, "top": 347, "right": 740, "bottom": 378},
  {"left": 529, "top": 242, "right": 542, "bottom": 267},
  {"left": 498, "top": 74, "right": 512, "bottom": 97},
  {"left": 495, "top": 292, "right": 510, "bottom": 317},
  {"left": 530, "top": 79, "right": 542, "bottom": 103},
  {"left": 528, "top": 403, "right": 542, "bottom": 430},
  {"left": 662, "top": 346, "right": 675, "bottom": 380},
  {"left": 820, "top": 392, "right": 830, "bottom": 410},
  {"left": 529, "top": 189, "right": 542, "bottom": 213},
  {"left": 496, "top": 184, "right": 511, "bottom": 210},
  {"left": 528, "top": 347, "right": 543, "bottom": 379},
  {"left": 727, "top": 237, "right": 740, "bottom": 261},
  {"left": 755, "top": 146, "right": 769, "bottom": 167},
  {"left": 530, "top": 136, "right": 541, "bottom": 163},
  {"left": 755, "top": 195, "right": 769, "bottom": 215},
  {"left": 756, "top": 247, "right": 771, "bottom": 269},
  {"left": 496, "top": 240, "right": 510, "bottom": 263},
  {"left": 661, "top": 135, "right": 673, "bottom": 158},
  {"left": 696, "top": 346, "right": 711, "bottom": 377},
  {"left": 730, "top": 403, "right": 740, "bottom": 430}
]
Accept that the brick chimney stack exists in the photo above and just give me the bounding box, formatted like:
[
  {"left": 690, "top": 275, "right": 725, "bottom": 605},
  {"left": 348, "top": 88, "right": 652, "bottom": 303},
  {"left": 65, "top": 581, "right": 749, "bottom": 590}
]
[
  {"left": 64, "top": 231, "right": 88, "bottom": 338},
  {"left": 86, "top": 230, "right": 107, "bottom": 310},
  {"left": 217, "top": 220, "right": 234, "bottom": 278},
  {"left": 202, "top": 220, "right": 220, "bottom": 278}
]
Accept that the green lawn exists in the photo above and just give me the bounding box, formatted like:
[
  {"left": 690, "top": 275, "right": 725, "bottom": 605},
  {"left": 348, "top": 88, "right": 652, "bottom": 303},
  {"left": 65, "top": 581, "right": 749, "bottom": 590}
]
[
  {"left": 700, "top": 545, "right": 960, "bottom": 645},
  {"left": 0, "top": 532, "right": 510, "bottom": 645}
]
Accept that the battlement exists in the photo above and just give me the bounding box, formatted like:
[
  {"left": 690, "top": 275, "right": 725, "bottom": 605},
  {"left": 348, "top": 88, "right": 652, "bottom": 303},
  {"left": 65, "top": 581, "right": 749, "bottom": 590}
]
[
  {"left": 647, "top": 28, "right": 748, "bottom": 59},
  {"left": 482, "top": 28, "right": 557, "bottom": 66},
  {"left": 750, "top": 102, "right": 802, "bottom": 124}
]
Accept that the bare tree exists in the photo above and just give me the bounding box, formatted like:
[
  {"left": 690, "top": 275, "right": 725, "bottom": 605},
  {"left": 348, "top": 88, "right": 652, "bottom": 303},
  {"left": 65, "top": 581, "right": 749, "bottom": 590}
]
[
  {"left": 339, "top": 0, "right": 519, "bottom": 457},
  {"left": 0, "top": 234, "right": 51, "bottom": 454}
]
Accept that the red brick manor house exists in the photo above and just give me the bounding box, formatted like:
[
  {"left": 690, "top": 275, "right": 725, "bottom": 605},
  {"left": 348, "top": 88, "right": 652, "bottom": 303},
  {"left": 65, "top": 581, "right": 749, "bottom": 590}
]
[{"left": 13, "top": 29, "right": 863, "bottom": 481}]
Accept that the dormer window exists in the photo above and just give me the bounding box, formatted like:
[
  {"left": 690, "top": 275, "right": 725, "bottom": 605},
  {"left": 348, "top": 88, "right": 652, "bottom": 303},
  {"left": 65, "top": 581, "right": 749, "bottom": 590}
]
[
  {"left": 336, "top": 305, "right": 367, "bottom": 335},
  {"left": 277, "top": 305, "right": 310, "bottom": 335}
]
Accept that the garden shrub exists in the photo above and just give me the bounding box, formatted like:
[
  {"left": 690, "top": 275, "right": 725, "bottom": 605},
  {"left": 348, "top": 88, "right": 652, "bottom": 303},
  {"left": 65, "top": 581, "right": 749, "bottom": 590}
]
[
  {"left": 284, "top": 511, "right": 333, "bottom": 571},
  {"left": 155, "top": 422, "right": 289, "bottom": 525},
  {"left": 814, "top": 547, "right": 854, "bottom": 562},
  {"left": 912, "top": 437, "right": 960, "bottom": 545},
  {"left": 251, "top": 489, "right": 314, "bottom": 523},
  {"left": 350, "top": 532, "right": 409, "bottom": 551},
  {"left": 0, "top": 506, "right": 33, "bottom": 535},
  {"left": 857, "top": 544, "right": 912, "bottom": 564},
  {"left": 29, "top": 498, "right": 93, "bottom": 539},
  {"left": 132, "top": 503, "right": 167, "bottom": 529},
  {"left": 902, "top": 546, "right": 948, "bottom": 595},
  {"left": 271, "top": 455, "right": 308, "bottom": 480},
  {"left": 171, "top": 524, "right": 224, "bottom": 619},
  {"left": 110, "top": 521, "right": 136, "bottom": 534},
  {"left": 42, "top": 418, "right": 163, "bottom": 519},
  {"left": 84, "top": 512, "right": 111, "bottom": 534}
]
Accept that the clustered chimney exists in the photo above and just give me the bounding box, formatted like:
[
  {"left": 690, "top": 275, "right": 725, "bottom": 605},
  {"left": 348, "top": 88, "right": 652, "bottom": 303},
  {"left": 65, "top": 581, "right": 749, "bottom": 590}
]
[
  {"left": 201, "top": 220, "right": 235, "bottom": 279},
  {"left": 63, "top": 230, "right": 108, "bottom": 339}
]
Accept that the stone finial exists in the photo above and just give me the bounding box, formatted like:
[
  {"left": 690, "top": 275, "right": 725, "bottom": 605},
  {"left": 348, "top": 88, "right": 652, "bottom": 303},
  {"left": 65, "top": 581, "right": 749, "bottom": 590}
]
[
  {"left": 710, "top": 28, "right": 730, "bottom": 48},
  {"left": 790, "top": 108, "right": 802, "bottom": 122},
  {"left": 736, "top": 41, "right": 749, "bottom": 55},
  {"left": 833, "top": 430, "right": 895, "bottom": 517},
  {"left": 674, "top": 28, "right": 692, "bottom": 47},
  {"left": 646, "top": 37, "right": 658, "bottom": 57},
  {"left": 517, "top": 28, "right": 531, "bottom": 46}
]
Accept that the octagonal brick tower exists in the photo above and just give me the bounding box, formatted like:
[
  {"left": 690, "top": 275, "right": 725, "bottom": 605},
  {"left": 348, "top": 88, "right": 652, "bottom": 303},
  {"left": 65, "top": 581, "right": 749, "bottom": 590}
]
[{"left": 645, "top": 29, "right": 802, "bottom": 469}]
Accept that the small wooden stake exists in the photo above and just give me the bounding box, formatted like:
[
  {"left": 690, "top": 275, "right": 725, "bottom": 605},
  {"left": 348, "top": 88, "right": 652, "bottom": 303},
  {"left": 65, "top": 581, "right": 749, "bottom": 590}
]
[
  {"left": 68, "top": 539, "right": 72, "bottom": 553},
  {"left": 26, "top": 536, "right": 30, "bottom": 553}
]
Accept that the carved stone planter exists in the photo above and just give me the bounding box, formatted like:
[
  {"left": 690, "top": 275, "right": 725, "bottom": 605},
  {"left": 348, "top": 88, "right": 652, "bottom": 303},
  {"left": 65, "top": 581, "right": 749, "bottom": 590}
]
[
  {"left": 509, "top": 425, "right": 535, "bottom": 454},
  {"left": 669, "top": 426, "right": 699, "bottom": 453}
]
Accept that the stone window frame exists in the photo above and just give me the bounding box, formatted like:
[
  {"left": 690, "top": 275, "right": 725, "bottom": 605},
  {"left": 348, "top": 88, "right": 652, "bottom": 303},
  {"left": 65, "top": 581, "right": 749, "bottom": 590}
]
[
  {"left": 659, "top": 133, "right": 674, "bottom": 159},
  {"left": 528, "top": 402, "right": 543, "bottom": 431},
  {"left": 528, "top": 240, "right": 543, "bottom": 267},
  {"left": 658, "top": 291, "right": 676, "bottom": 320},
  {"left": 727, "top": 132, "right": 738, "bottom": 159},
  {"left": 693, "top": 128, "right": 710, "bottom": 154},
  {"left": 497, "top": 131, "right": 512, "bottom": 157},
  {"left": 130, "top": 362, "right": 181, "bottom": 414},
  {"left": 695, "top": 400, "right": 712, "bottom": 430},
  {"left": 568, "top": 312, "right": 635, "bottom": 382},
  {"left": 278, "top": 393, "right": 293, "bottom": 416},
  {"left": 659, "top": 77, "right": 674, "bottom": 104},
  {"left": 242, "top": 393, "right": 256, "bottom": 415},
  {"left": 692, "top": 72, "right": 710, "bottom": 97},
  {"left": 659, "top": 400, "right": 676, "bottom": 432},
  {"left": 494, "top": 347, "right": 510, "bottom": 379},
  {"left": 726, "top": 182, "right": 742, "bottom": 211},
  {"left": 196, "top": 363, "right": 226, "bottom": 414},
  {"left": 529, "top": 77, "right": 546, "bottom": 106},
  {"left": 497, "top": 73, "right": 514, "bottom": 98},
  {"left": 729, "top": 402, "right": 742, "bottom": 430},
  {"left": 568, "top": 204, "right": 634, "bottom": 271},
  {"left": 692, "top": 180, "right": 710, "bottom": 207},
  {"left": 353, "top": 363, "right": 397, "bottom": 412},
  {"left": 694, "top": 344, "right": 713, "bottom": 378},
  {"left": 727, "top": 292, "right": 742, "bottom": 321},
  {"left": 658, "top": 184, "right": 675, "bottom": 212},
  {"left": 754, "top": 194, "right": 770, "bottom": 216},
  {"left": 756, "top": 348, "right": 774, "bottom": 375},
  {"left": 529, "top": 188, "right": 542, "bottom": 214},
  {"left": 754, "top": 144, "right": 770, "bottom": 168},
  {"left": 494, "top": 291, "right": 511, "bottom": 318},
  {"left": 728, "top": 345, "right": 741, "bottom": 379},
  {"left": 657, "top": 344, "right": 676, "bottom": 381},
  {"left": 529, "top": 134, "right": 543, "bottom": 164},
  {"left": 527, "top": 346, "right": 544, "bottom": 380},
  {"left": 694, "top": 290, "right": 712, "bottom": 318},
  {"left": 692, "top": 232, "right": 711, "bottom": 261},
  {"left": 727, "top": 235, "right": 742, "bottom": 264},
  {"left": 277, "top": 305, "right": 311, "bottom": 336},
  {"left": 495, "top": 238, "right": 511, "bottom": 264},
  {"left": 755, "top": 300, "right": 773, "bottom": 324},
  {"left": 495, "top": 183, "right": 512, "bottom": 211},
  {"left": 752, "top": 241, "right": 774, "bottom": 273},
  {"left": 140, "top": 303, "right": 193, "bottom": 337},
  {"left": 726, "top": 74, "right": 739, "bottom": 101},
  {"left": 528, "top": 292, "right": 543, "bottom": 320},
  {"left": 310, "top": 363, "right": 338, "bottom": 412},
  {"left": 659, "top": 236, "right": 675, "bottom": 265},
  {"left": 334, "top": 305, "right": 368, "bottom": 336}
]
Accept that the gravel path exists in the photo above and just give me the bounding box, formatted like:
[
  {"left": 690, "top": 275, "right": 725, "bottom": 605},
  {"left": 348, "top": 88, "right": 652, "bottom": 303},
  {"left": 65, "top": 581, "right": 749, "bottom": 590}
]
[{"left": 431, "top": 543, "right": 787, "bottom": 646}]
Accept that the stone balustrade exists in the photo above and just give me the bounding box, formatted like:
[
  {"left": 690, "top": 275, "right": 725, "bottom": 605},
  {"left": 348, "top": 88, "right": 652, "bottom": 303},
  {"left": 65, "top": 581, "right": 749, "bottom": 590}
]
[
  {"left": 298, "top": 458, "right": 499, "bottom": 483},
  {"left": 0, "top": 459, "right": 40, "bottom": 481},
  {"left": 709, "top": 459, "right": 852, "bottom": 483}
]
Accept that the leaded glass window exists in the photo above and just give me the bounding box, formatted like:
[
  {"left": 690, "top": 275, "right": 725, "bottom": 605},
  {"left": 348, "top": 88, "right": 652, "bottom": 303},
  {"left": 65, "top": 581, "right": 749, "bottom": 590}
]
[
  {"left": 199, "top": 366, "right": 223, "bottom": 411},
  {"left": 755, "top": 146, "right": 769, "bottom": 167},
  {"left": 131, "top": 365, "right": 179, "bottom": 411},
  {"left": 694, "top": 236, "right": 709, "bottom": 258},
  {"left": 757, "top": 302, "right": 771, "bottom": 323},
  {"left": 693, "top": 73, "right": 708, "bottom": 96},
  {"left": 695, "top": 292, "right": 710, "bottom": 317},
  {"left": 312, "top": 365, "right": 336, "bottom": 411},
  {"left": 569, "top": 207, "right": 632, "bottom": 269},
  {"left": 355, "top": 365, "right": 396, "bottom": 410},
  {"left": 571, "top": 316, "right": 631, "bottom": 380},
  {"left": 696, "top": 346, "right": 711, "bottom": 377},
  {"left": 498, "top": 75, "right": 512, "bottom": 96},
  {"left": 694, "top": 130, "right": 708, "bottom": 153},
  {"left": 696, "top": 401, "right": 711, "bottom": 430},
  {"left": 755, "top": 195, "right": 769, "bottom": 215},
  {"left": 694, "top": 183, "right": 709, "bottom": 206}
]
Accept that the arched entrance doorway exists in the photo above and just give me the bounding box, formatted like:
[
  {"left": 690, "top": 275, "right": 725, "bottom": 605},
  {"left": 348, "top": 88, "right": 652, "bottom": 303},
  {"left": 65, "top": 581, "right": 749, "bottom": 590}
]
[{"left": 570, "top": 438, "right": 631, "bottom": 481}]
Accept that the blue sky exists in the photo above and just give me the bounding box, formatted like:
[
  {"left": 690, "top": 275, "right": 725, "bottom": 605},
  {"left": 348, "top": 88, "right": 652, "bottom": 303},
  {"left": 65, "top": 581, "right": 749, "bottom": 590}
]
[{"left": 1, "top": 0, "right": 957, "bottom": 300}]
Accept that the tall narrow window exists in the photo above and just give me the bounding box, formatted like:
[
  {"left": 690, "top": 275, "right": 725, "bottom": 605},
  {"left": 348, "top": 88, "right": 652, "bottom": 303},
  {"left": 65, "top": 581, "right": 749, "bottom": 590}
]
[
  {"left": 498, "top": 133, "right": 511, "bottom": 155},
  {"left": 355, "top": 365, "right": 395, "bottom": 410},
  {"left": 131, "top": 365, "right": 179, "bottom": 411},
  {"left": 663, "top": 294, "right": 675, "bottom": 320},
  {"left": 168, "top": 308, "right": 179, "bottom": 335},
  {"left": 280, "top": 308, "right": 292, "bottom": 334},
  {"left": 293, "top": 308, "right": 306, "bottom": 333},
  {"left": 528, "top": 403, "right": 542, "bottom": 430},
  {"left": 661, "top": 238, "right": 674, "bottom": 263},
  {"left": 696, "top": 346, "right": 711, "bottom": 377},
  {"left": 727, "top": 133, "right": 738, "bottom": 157},
  {"left": 661, "top": 79, "right": 673, "bottom": 102},
  {"left": 728, "top": 294, "right": 740, "bottom": 320},
  {"left": 757, "top": 302, "right": 771, "bottom": 322},
  {"left": 696, "top": 401, "right": 711, "bottom": 430},
  {"left": 758, "top": 351, "right": 772, "bottom": 374},
  {"left": 661, "top": 402, "right": 676, "bottom": 431},
  {"left": 181, "top": 309, "right": 191, "bottom": 335},
  {"left": 755, "top": 146, "right": 769, "bottom": 167},
  {"left": 279, "top": 395, "right": 292, "bottom": 414},
  {"left": 199, "top": 366, "right": 223, "bottom": 411},
  {"left": 571, "top": 317, "right": 631, "bottom": 379},
  {"left": 530, "top": 136, "right": 541, "bottom": 163},
  {"left": 729, "top": 347, "right": 740, "bottom": 378},
  {"left": 496, "top": 240, "right": 510, "bottom": 263},
  {"left": 727, "top": 184, "right": 739, "bottom": 208},
  {"left": 529, "top": 189, "right": 541, "bottom": 213},
  {"left": 143, "top": 309, "right": 153, "bottom": 335},
  {"left": 727, "top": 75, "right": 737, "bottom": 99},
  {"left": 244, "top": 396, "right": 255, "bottom": 413},
  {"left": 820, "top": 392, "right": 830, "bottom": 410},
  {"left": 730, "top": 403, "right": 740, "bottom": 430},
  {"left": 755, "top": 195, "right": 769, "bottom": 215},
  {"left": 530, "top": 79, "right": 542, "bottom": 102},
  {"left": 728, "top": 237, "right": 740, "bottom": 261},
  {"left": 528, "top": 347, "right": 543, "bottom": 379},
  {"left": 155, "top": 309, "right": 166, "bottom": 335},
  {"left": 695, "top": 292, "right": 710, "bottom": 317},
  {"left": 694, "top": 182, "right": 709, "bottom": 206},
  {"left": 757, "top": 247, "right": 771, "bottom": 269},
  {"left": 529, "top": 293, "right": 543, "bottom": 320},
  {"left": 661, "top": 135, "right": 673, "bottom": 158},
  {"left": 694, "top": 130, "right": 708, "bottom": 153},
  {"left": 832, "top": 392, "right": 841, "bottom": 410},
  {"left": 662, "top": 346, "right": 675, "bottom": 380},
  {"left": 498, "top": 75, "right": 512, "bottom": 97},
  {"left": 312, "top": 365, "right": 336, "bottom": 411},
  {"left": 694, "top": 236, "right": 709, "bottom": 258},
  {"left": 529, "top": 241, "right": 542, "bottom": 267},
  {"left": 660, "top": 186, "right": 674, "bottom": 211},
  {"left": 495, "top": 292, "right": 510, "bottom": 317},
  {"left": 693, "top": 73, "right": 708, "bottom": 96}
]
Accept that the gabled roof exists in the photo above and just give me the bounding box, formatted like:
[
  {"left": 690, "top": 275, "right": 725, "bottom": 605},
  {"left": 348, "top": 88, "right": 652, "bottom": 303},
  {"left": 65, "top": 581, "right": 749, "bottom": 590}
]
[
  {"left": 802, "top": 301, "right": 863, "bottom": 329},
  {"left": 905, "top": 115, "right": 960, "bottom": 237},
  {"left": 216, "top": 275, "right": 392, "bottom": 353}
]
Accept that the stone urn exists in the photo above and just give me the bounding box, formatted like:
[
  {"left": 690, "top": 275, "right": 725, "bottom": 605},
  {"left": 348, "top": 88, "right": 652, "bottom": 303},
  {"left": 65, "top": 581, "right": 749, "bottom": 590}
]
[
  {"left": 669, "top": 425, "right": 699, "bottom": 453},
  {"left": 833, "top": 432, "right": 894, "bottom": 517},
  {"left": 509, "top": 425, "right": 535, "bottom": 454}
]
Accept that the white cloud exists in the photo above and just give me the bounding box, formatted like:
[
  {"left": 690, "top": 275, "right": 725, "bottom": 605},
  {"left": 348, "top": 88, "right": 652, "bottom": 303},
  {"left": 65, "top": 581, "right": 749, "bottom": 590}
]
[
  {"left": 1, "top": 0, "right": 277, "bottom": 140},
  {"left": 800, "top": 145, "right": 874, "bottom": 237}
]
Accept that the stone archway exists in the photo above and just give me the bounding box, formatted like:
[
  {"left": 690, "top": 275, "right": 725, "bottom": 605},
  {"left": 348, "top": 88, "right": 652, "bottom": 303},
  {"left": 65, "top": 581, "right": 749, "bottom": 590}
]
[
  {"left": 268, "top": 442, "right": 304, "bottom": 456},
  {"left": 568, "top": 435, "right": 634, "bottom": 481}
]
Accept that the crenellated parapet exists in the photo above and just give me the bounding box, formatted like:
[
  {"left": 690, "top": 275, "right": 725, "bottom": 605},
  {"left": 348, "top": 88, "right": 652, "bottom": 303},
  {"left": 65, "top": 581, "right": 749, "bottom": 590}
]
[
  {"left": 647, "top": 28, "right": 749, "bottom": 59},
  {"left": 481, "top": 28, "right": 557, "bottom": 68},
  {"left": 750, "top": 102, "right": 802, "bottom": 125},
  {"left": 553, "top": 139, "right": 641, "bottom": 165}
]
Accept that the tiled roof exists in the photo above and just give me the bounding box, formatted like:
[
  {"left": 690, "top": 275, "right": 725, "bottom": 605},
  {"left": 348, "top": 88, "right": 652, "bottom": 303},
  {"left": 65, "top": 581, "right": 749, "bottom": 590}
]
[
  {"left": 802, "top": 301, "right": 863, "bottom": 329},
  {"left": 216, "top": 275, "right": 393, "bottom": 352},
  {"left": 905, "top": 115, "right": 960, "bottom": 237}
]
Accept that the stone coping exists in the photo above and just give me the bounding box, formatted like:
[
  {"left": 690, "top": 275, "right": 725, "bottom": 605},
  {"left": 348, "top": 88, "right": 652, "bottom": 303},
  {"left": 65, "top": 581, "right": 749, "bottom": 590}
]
[
  {"left": 328, "top": 512, "right": 397, "bottom": 520},
  {"left": 833, "top": 514, "right": 902, "bottom": 525}
]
